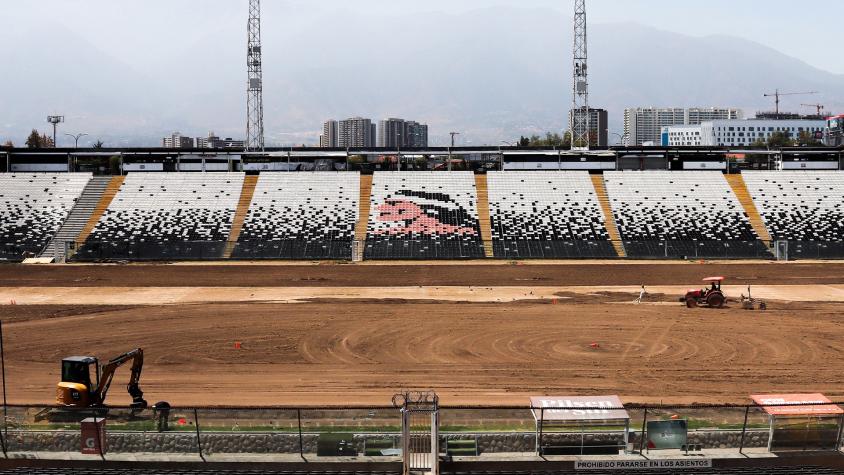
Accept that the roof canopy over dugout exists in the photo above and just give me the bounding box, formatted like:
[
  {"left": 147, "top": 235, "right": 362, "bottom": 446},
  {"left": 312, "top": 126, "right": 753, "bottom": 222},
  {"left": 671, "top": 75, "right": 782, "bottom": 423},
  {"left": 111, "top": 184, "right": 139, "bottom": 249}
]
[
  {"left": 531, "top": 396, "right": 630, "bottom": 455},
  {"left": 750, "top": 393, "right": 844, "bottom": 452},
  {"left": 751, "top": 393, "right": 844, "bottom": 416}
]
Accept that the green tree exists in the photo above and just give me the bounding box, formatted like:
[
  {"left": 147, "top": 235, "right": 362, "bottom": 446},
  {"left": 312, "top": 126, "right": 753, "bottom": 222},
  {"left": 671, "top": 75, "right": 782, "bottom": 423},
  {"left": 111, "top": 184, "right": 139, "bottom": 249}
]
[
  {"left": 93, "top": 140, "right": 105, "bottom": 149},
  {"left": 749, "top": 138, "right": 768, "bottom": 149},
  {"left": 767, "top": 132, "right": 793, "bottom": 148},
  {"left": 796, "top": 131, "right": 822, "bottom": 146},
  {"left": 517, "top": 132, "right": 572, "bottom": 148},
  {"left": 25, "top": 129, "right": 41, "bottom": 148}
]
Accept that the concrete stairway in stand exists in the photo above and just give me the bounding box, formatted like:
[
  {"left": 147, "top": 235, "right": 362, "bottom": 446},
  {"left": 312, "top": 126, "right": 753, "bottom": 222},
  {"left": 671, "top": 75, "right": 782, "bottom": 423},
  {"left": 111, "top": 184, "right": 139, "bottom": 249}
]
[
  {"left": 39, "top": 176, "right": 113, "bottom": 262},
  {"left": 725, "top": 173, "right": 773, "bottom": 244},
  {"left": 474, "top": 174, "right": 494, "bottom": 258},
  {"left": 75, "top": 176, "right": 125, "bottom": 248},
  {"left": 352, "top": 175, "right": 373, "bottom": 261},
  {"left": 590, "top": 174, "right": 627, "bottom": 257},
  {"left": 223, "top": 175, "right": 259, "bottom": 258},
  {"left": 355, "top": 175, "right": 373, "bottom": 242}
]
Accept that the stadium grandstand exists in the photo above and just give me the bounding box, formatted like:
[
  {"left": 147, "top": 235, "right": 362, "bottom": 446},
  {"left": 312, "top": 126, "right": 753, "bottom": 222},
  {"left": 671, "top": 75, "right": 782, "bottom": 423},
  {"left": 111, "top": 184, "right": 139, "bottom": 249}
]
[{"left": 2, "top": 169, "right": 844, "bottom": 262}]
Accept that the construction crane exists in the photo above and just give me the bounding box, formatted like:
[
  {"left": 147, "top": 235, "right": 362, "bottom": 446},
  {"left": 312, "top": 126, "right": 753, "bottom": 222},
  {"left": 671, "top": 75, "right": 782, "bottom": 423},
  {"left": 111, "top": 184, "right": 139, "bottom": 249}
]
[
  {"left": 763, "top": 89, "right": 818, "bottom": 116},
  {"left": 800, "top": 104, "right": 825, "bottom": 116}
]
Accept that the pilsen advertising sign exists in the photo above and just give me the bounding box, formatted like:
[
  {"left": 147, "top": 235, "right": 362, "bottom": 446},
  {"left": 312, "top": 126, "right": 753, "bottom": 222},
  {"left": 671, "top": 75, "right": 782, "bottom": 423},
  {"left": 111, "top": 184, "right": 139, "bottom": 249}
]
[
  {"left": 531, "top": 395, "right": 629, "bottom": 421},
  {"left": 751, "top": 393, "right": 844, "bottom": 416}
]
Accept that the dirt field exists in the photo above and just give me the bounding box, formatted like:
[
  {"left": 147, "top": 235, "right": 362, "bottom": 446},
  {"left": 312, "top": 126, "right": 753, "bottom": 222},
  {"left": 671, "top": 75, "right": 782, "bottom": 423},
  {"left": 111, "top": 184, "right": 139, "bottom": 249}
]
[{"left": 2, "top": 262, "right": 844, "bottom": 407}]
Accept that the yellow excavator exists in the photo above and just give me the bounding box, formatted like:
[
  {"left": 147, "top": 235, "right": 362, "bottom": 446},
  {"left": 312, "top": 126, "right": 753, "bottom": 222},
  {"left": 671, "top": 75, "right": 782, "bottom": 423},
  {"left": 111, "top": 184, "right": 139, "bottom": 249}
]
[
  {"left": 56, "top": 348, "right": 148, "bottom": 409},
  {"left": 37, "top": 348, "right": 150, "bottom": 422}
]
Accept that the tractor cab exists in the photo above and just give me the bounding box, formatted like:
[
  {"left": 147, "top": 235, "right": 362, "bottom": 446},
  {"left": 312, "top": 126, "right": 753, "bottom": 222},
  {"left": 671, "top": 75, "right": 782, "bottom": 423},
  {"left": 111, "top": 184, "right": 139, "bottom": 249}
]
[
  {"left": 681, "top": 277, "right": 726, "bottom": 308},
  {"left": 57, "top": 356, "right": 100, "bottom": 406}
]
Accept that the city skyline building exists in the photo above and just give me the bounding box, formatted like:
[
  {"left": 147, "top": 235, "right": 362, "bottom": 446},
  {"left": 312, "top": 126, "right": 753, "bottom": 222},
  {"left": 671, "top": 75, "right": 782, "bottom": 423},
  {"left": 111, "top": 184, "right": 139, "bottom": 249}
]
[
  {"left": 623, "top": 107, "right": 743, "bottom": 145},
  {"left": 405, "top": 121, "right": 429, "bottom": 148},
  {"left": 377, "top": 118, "right": 430, "bottom": 148},
  {"left": 162, "top": 132, "right": 194, "bottom": 148},
  {"left": 320, "top": 120, "right": 339, "bottom": 148},
  {"left": 662, "top": 118, "right": 826, "bottom": 147},
  {"left": 338, "top": 117, "right": 376, "bottom": 148},
  {"left": 569, "top": 107, "right": 608, "bottom": 147},
  {"left": 197, "top": 132, "right": 245, "bottom": 149}
]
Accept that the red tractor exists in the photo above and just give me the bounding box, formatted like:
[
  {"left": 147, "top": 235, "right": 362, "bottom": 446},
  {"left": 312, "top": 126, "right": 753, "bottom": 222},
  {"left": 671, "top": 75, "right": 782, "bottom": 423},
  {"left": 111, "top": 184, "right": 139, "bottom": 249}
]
[{"left": 681, "top": 277, "right": 726, "bottom": 308}]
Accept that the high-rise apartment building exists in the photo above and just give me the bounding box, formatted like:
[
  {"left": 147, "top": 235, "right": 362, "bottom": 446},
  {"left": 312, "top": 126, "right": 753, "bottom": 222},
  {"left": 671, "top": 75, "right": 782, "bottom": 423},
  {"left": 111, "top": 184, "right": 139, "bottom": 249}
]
[
  {"left": 623, "top": 108, "right": 742, "bottom": 146},
  {"left": 405, "top": 121, "right": 428, "bottom": 148},
  {"left": 379, "top": 118, "right": 406, "bottom": 148},
  {"left": 320, "top": 120, "right": 339, "bottom": 148},
  {"left": 337, "top": 117, "right": 375, "bottom": 147},
  {"left": 162, "top": 132, "right": 194, "bottom": 148},
  {"left": 568, "top": 108, "right": 609, "bottom": 147},
  {"left": 377, "top": 118, "right": 430, "bottom": 148}
]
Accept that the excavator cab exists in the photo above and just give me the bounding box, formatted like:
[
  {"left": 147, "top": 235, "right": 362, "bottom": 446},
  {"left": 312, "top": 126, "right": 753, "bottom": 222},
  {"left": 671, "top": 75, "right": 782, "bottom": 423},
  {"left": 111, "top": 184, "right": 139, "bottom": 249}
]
[
  {"left": 57, "top": 356, "right": 100, "bottom": 407},
  {"left": 55, "top": 348, "right": 147, "bottom": 409}
]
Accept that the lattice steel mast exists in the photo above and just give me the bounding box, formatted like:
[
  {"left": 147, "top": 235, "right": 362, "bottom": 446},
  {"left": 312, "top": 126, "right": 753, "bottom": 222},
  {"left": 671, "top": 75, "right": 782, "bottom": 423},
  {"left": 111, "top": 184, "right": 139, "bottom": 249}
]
[
  {"left": 570, "top": 0, "right": 590, "bottom": 151},
  {"left": 246, "top": 0, "right": 265, "bottom": 151}
]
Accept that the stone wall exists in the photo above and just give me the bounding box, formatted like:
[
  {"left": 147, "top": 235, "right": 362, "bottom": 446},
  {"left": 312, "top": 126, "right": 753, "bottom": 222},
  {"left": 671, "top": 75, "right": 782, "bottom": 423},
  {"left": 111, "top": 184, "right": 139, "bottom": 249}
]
[{"left": 6, "top": 429, "right": 770, "bottom": 455}]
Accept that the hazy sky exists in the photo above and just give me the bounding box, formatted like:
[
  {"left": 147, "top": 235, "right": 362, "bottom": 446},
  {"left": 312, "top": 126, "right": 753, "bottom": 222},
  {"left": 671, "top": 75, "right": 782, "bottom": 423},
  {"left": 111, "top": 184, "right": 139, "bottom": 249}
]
[{"left": 6, "top": 0, "right": 844, "bottom": 74}]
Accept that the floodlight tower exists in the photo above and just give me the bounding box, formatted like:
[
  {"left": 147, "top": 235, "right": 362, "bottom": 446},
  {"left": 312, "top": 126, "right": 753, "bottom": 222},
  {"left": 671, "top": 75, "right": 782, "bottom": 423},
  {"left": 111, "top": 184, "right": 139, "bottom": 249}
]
[
  {"left": 246, "top": 0, "right": 265, "bottom": 151},
  {"left": 47, "top": 115, "right": 64, "bottom": 147},
  {"left": 570, "top": 0, "right": 590, "bottom": 151}
]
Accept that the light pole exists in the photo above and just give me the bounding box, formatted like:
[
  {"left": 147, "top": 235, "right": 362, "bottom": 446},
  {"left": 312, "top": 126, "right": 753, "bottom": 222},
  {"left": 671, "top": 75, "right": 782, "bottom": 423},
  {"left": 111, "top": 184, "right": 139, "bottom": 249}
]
[
  {"left": 448, "top": 132, "right": 460, "bottom": 172},
  {"left": 47, "top": 115, "right": 64, "bottom": 147},
  {"left": 611, "top": 133, "right": 624, "bottom": 146},
  {"left": 396, "top": 132, "right": 402, "bottom": 171},
  {"left": 64, "top": 133, "right": 88, "bottom": 149}
]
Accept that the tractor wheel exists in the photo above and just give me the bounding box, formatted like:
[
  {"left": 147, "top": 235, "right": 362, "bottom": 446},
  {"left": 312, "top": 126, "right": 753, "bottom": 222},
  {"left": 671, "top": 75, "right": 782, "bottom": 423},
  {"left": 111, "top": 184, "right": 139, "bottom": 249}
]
[
  {"left": 707, "top": 292, "right": 725, "bottom": 308},
  {"left": 685, "top": 298, "right": 697, "bottom": 308}
]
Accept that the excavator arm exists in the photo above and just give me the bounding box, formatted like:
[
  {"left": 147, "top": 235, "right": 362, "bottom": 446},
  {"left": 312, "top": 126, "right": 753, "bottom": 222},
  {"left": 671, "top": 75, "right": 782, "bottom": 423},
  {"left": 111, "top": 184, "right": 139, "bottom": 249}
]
[{"left": 95, "top": 348, "right": 147, "bottom": 408}]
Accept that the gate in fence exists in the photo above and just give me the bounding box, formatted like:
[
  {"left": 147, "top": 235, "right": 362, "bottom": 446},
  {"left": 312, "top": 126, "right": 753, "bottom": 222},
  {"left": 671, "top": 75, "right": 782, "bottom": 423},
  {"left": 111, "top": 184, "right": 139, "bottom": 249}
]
[{"left": 394, "top": 391, "right": 439, "bottom": 475}]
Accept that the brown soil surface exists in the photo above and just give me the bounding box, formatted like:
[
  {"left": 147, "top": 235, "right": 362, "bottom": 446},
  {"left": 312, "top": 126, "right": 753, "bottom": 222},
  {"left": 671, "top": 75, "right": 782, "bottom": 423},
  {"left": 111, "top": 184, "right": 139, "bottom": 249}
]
[
  {"left": 3, "top": 298, "right": 844, "bottom": 407},
  {"left": 3, "top": 262, "right": 844, "bottom": 287}
]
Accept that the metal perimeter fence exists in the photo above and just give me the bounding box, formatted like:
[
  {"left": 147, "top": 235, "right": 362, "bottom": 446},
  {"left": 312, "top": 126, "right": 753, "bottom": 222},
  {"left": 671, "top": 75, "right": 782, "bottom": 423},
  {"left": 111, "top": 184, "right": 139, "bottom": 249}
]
[{"left": 0, "top": 402, "right": 841, "bottom": 461}]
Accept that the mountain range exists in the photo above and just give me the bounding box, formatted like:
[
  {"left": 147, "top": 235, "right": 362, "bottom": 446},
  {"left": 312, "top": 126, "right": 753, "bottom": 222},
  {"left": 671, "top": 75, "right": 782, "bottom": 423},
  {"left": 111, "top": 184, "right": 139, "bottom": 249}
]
[{"left": 1, "top": 5, "right": 841, "bottom": 146}]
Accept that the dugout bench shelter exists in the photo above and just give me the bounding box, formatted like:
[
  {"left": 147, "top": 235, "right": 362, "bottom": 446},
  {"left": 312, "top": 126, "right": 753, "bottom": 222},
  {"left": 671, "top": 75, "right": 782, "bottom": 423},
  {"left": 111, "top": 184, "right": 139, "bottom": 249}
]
[
  {"left": 531, "top": 395, "right": 630, "bottom": 456},
  {"left": 751, "top": 393, "right": 844, "bottom": 453}
]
